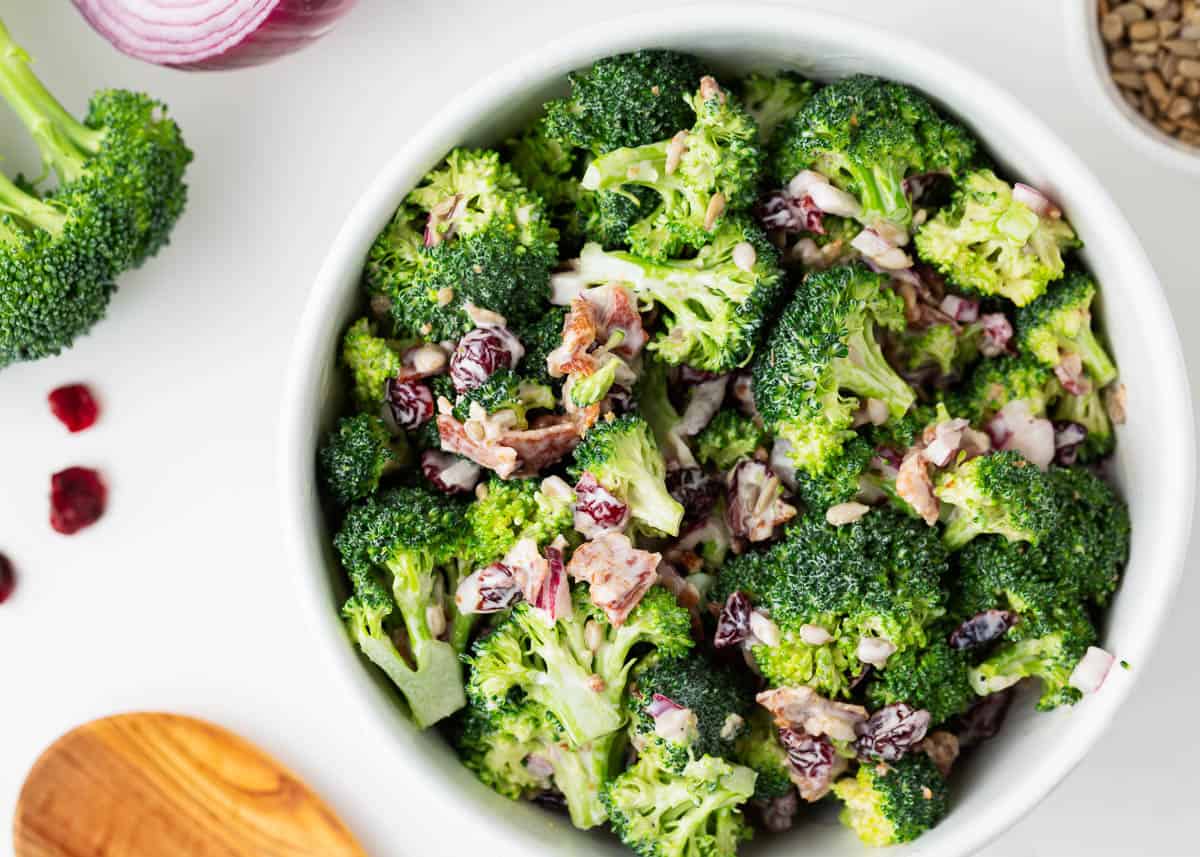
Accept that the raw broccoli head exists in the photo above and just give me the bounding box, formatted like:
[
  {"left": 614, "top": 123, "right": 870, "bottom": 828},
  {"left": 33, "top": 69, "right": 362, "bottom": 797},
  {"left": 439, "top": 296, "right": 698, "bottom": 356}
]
[
  {"left": 833, "top": 753, "right": 949, "bottom": 846},
  {"left": 934, "top": 450, "right": 1060, "bottom": 550},
  {"left": 915, "top": 169, "right": 1079, "bottom": 307},
  {"left": 451, "top": 368, "right": 556, "bottom": 428},
  {"left": 466, "top": 585, "right": 693, "bottom": 747},
  {"left": 694, "top": 408, "right": 768, "bottom": 471},
  {"left": 953, "top": 353, "right": 1058, "bottom": 424},
  {"left": 899, "top": 321, "right": 981, "bottom": 379},
  {"left": 733, "top": 708, "right": 794, "bottom": 801},
  {"left": 571, "top": 414, "right": 685, "bottom": 536},
  {"left": 544, "top": 50, "right": 708, "bottom": 154},
  {"left": 464, "top": 476, "right": 574, "bottom": 569},
  {"left": 628, "top": 652, "right": 755, "bottom": 771},
  {"left": 714, "top": 509, "right": 947, "bottom": 697},
  {"left": 772, "top": 75, "right": 976, "bottom": 234},
  {"left": 602, "top": 751, "right": 756, "bottom": 857},
  {"left": 512, "top": 305, "right": 567, "bottom": 388},
  {"left": 738, "top": 70, "right": 816, "bottom": 143},
  {"left": 341, "top": 317, "right": 404, "bottom": 410},
  {"left": 457, "top": 700, "right": 618, "bottom": 829},
  {"left": 789, "top": 434, "right": 873, "bottom": 514},
  {"left": 1014, "top": 269, "right": 1117, "bottom": 388},
  {"left": 0, "top": 21, "right": 191, "bottom": 365},
  {"left": 582, "top": 77, "right": 763, "bottom": 259},
  {"left": 364, "top": 148, "right": 558, "bottom": 341},
  {"left": 865, "top": 629, "right": 976, "bottom": 726},
  {"left": 752, "top": 263, "right": 914, "bottom": 477},
  {"left": 1054, "top": 386, "right": 1114, "bottom": 462},
  {"left": 318, "top": 413, "right": 407, "bottom": 506}
]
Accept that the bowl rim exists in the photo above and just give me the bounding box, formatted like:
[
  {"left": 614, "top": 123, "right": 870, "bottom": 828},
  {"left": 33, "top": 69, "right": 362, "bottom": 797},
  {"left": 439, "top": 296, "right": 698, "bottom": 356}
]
[
  {"left": 278, "top": 6, "right": 1196, "bottom": 855},
  {"left": 1066, "top": 0, "right": 1200, "bottom": 174}
]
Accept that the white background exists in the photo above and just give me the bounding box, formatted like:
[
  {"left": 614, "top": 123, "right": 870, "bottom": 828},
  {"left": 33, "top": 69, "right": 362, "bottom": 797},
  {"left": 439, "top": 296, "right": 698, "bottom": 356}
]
[{"left": 1, "top": 1, "right": 1196, "bottom": 855}]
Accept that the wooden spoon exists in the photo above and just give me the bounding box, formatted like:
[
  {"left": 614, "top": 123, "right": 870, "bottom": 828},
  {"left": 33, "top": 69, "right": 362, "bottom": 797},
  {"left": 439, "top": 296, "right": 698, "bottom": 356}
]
[{"left": 14, "top": 712, "right": 366, "bottom": 857}]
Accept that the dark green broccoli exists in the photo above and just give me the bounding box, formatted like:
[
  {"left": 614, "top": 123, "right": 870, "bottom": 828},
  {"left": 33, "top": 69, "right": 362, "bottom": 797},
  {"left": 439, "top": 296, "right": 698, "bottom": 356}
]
[
  {"left": 512, "top": 306, "right": 567, "bottom": 387},
  {"left": 464, "top": 476, "right": 574, "bottom": 569},
  {"left": 582, "top": 76, "right": 763, "bottom": 259},
  {"left": 714, "top": 509, "right": 947, "bottom": 697},
  {"left": 628, "top": 653, "right": 755, "bottom": 771},
  {"left": 571, "top": 414, "right": 685, "bottom": 536},
  {"left": 751, "top": 263, "right": 914, "bottom": 479},
  {"left": 772, "top": 75, "right": 976, "bottom": 235},
  {"left": 738, "top": 71, "right": 816, "bottom": 143},
  {"left": 915, "top": 169, "right": 1078, "bottom": 306},
  {"left": 934, "top": 451, "right": 1060, "bottom": 550},
  {"left": 557, "top": 217, "right": 783, "bottom": 373},
  {"left": 1014, "top": 270, "right": 1117, "bottom": 388},
  {"left": 789, "top": 435, "right": 873, "bottom": 514},
  {"left": 364, "top": 148, "right": 557, "bottom": 341},
  {"left": 466, "top": 585, "right": 692, "bottom": 747},
  {"left": 694, "top": 409, "right": 767, "bottom": 471},
  {"left": 457, "top": 700, "right": 620, "bottom": 829},
  {"left": 898, "top": 321, "right": 981, "bottom": 379},
  {"left": 451, "top": 368, "right": 556, "bottom": 428},
  {"left": 951, "top": 354, "right": 1058, "bottom": 424},
  {"left": 865, "top": 630, "right": 976, "bottom": 726},
  {"left": 341, "top": 317, "right": 404, "bottom": 410},
  {"left": 336, "top": 486, "right": 472, "bottom": 727},
  {"left": 602, "top": 751, "right": 756, "bottom": 857},
  {"left": 733, "top": 709, "right": 794, "bottom": 801},
  {"left": 543, "top": 50, "right": 708, "bottom": 154},
  {"left": 832, "top": 753, "right": 949, "bottom": 846},
  {"left": 318, "top": 414, "right": 409, "bottom": 506},
  {"left": 1054, "top": 385, "right": 1114, "bottom": 461},
  {"left": 0, "top": 19, "right": 191, "bottom": 366}
]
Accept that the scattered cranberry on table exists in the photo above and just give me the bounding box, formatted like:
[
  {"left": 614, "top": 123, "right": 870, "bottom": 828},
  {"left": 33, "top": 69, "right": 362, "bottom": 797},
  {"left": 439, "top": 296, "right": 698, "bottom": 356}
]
[
  {"left": 50, "top": 467, "right": 107, "bottom": 535},
  {"left": 0, "top": 554, "right": 15, "bottom": 603},
  {"left": 48, "top": 383, "right": 100, "bottom": 433}
]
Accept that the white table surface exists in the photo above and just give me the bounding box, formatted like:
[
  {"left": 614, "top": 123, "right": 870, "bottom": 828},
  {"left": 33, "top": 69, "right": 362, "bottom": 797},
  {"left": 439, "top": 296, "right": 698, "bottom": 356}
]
[{"left": 1, "top": 1, "right": 1196, "bottom": 855}]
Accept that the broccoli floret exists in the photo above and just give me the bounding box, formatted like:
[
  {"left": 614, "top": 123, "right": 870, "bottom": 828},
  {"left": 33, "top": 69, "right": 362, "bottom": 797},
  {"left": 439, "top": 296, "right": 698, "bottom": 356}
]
[
  {"left": 628, "top": 653, "right": 755, "bottom": 771},
  {"left": 833, "top": 753, "right": 949, "bottom": 846},
  {"left": 452, "top": 368, "right": 556, "bottom": 428},
  {"left": 466, "top": 586, "right": 692, "bottom": 747},
  {"left": 457, "top": 701, "right": 619, "bottom": 829},
  {"left": 899, "top": 321, "right": 981, "bottom": 379},
  {"left": 752, "top": 263, "right": 915, "bottom": 478},
  {"left": 581, "top": 185, "right": 660, "bottom": 249},
  {"left": 582, "top": 77, "right": 762, "bottom": 259},
  {"left": 341, "top": 317, "right": 403, "bottom": 410},
  {"left": 865, "top": 630, "right": 975, "bottom": 726},
  {"left": 571, "top": 414, "right": 685, "bottom": 536},
  {"left": 514, "top": 305, "right": 568, "bottom": 387},
  {"left": 738, "top": 71, "right": 816, "bottom": 143},
  {"left": 318, "top": 414, "right": 409, "bottom": 506},
  {"left": 714, "top": 509, "right": 947, "bottom": 697},
  {"left": 772, "top": 75, "right": 976, "bottom": 235},
  {"left": 364, "top": 148, "right": 557, "bottom": 341},
  {"left": 335, "top": 486, "right": 470, "bottom": 727},
  {"left": 569, "top": 355, "right": 623, "bottom": 408},
  {"left": 915, "top": 169, "right": 1079, "bottom": 306},
  {"left": 1054, "top": 386, "right": 1114, "bottom": 461},
  {"left": 603, "top": 751, "right": 756, "bottom": 857},
  {"left": 951, "top": 354, "right": 1058, "bottom": 424},
  {"left": 934, "top": 450, "right": 1059, "bottom": 550},
  {"left": 544, "top": 50, "right": 708, "bottom": 155},
  {"left": 558, "top": 217, "right": 782, "bottom": 373},
  {"left": 465, "top": 476, "right": 574, "bottom": 569},
  {"left": 0, "top": 19, "right": 191, "bottom": 366},
  {"left": 789, "top": 435, "right": 873, "bottom": 514},
  {"left": 1014, "top": 270, "right": 1117, "bottom": 388},
  {"left": 733, "top": 709, "right": 794, "bottom": 800},
  {"left": 695, "top": 409, "right": 767, "bottom": 471}
]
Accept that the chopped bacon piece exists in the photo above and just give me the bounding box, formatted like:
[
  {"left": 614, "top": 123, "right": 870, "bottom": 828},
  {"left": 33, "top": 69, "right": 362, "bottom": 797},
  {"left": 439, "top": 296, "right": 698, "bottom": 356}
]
[
  {"left": 438, "top": 412, "right": 520, "bottom": 478},
  {"left": 566, "top": 532, "right": 660, "bottom": 625},
  {"left": 1053, "top": 351, "right": 1091, "bottom": 396},
  {"left": 547, "top": 295, "right": 600, "bottom": 378},
  {"left": 585, "top": 284, "right": 647, "bottom": 359},
  {"left": 896, "top": 450, "right": 939, "bottom": 526},
  {"left": 756, "top": 686, "right": 867, "bottom": 744},
  {"left": 437, "top": 411, "right": 582, "bottom": 479}
]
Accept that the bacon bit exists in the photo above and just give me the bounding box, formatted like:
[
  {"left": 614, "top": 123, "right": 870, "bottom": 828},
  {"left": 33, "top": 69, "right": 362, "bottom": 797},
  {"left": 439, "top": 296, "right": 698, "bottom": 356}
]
[
  {"left": 922, "top": 418, "right": 970, "bottom": 468},
  {"left": 502, "top": 417, "right": 584, "bottom": 477},
  {"left": 587, "top": 284, "right": 647, "bottom": 359},
  {"left": 704, "top": 193, "right": 726, "bottom": 231},
  {"left": 699, "top": 75, "right": 725, "bottom": 103},
  {"left": 437, "top": 412, "right": 582, "bottom": 479},
  {"left": 896, "top": 451, "right": 939, "bottom": 525},
  {"left": 665, "top": 131, "right": 689, "bottom": 175},
  {"left": 1054, "top": 351, "right": 1091, "bottom": 396},
  {"left": 757, "top": 686, "right": 868, "bottom": 744},
  {"left": 918, "top": 731, "right": 960, "bottom": 778},
  {"left": 567, "top": 532, "right": 660, "bottom": 625},
  {"left": 1105, "top": 382, "right": 1127, "bottom": 425},
  {"left": 548, "top": 295, "right": 600, "bottom": 378},
  {"left": 438, "top": 413, "right": 520, "bottom": 477}
]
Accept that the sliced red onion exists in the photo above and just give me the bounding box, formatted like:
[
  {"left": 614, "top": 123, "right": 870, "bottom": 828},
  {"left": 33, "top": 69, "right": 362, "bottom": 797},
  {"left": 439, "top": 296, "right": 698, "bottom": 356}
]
[
  {"left": 646, "top": 693, "right": 685, "bottom": 718},
  {"left": 991, "top": 400, "right": 1055, "bottom": 470},
  {"left": 851, "top": 228, "right": 912, "bottom": 270},
  {"left": 714, "top": 591, "right": 752, "bottom": 649},
  {"left": 979, "top": 312, "right": 1014, "bottom": 357},
  {"left": 1012, "top": 183, "right": 1062, "bottom": 219},
  {"left": 922, "top": 418, "right": 969, "bottom": 468},
  {"left": 939, "top": 294, "right": 980, "bottom": 323},
  {"left": 421, "top": 450, "right": 481, "bottom": 495},
  {"left": 533, "top": 543, "right": 573, "bottom": 621},
  {"left": 678, "top": 375, "right": 729, "bottom": 436},
  {"left": 1068, "top": 646, "right": 1115, "bottom": 694},
  {"left": 72, "top": 0, "right": 358, "bottom": 70},
  {"left": 757, "top": 191, "right": 824, "bottom": 234},
  {"left": 1053, "top": 421, "right": 1088, "bottom": 466}
]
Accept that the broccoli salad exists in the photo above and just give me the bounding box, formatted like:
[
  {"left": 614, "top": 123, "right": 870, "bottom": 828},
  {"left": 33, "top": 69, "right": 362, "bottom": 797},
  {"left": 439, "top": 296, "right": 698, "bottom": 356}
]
[{"left": 317, "top": 51, "right": 1130, "bottom": 852}]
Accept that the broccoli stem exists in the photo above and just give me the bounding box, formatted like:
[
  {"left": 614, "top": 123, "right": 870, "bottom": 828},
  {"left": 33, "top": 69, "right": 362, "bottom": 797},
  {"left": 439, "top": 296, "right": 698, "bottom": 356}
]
[
  {"left": 834, "top": 326, "right": 916, "bottom": 417},
  {"left": 853, "top": 161, "right": 911, "bottom": 230},
  {"left": 0, "top": 20, "right": 103, "bottom": 185},
  {"left": 548, "top": 736, "right": 617, "bottom": 829},
  {"left": 527, "top": 615, "right": 625, "bottom": 745},
  {"left": 1070, "top": 326, "right": 1118, "bottom": 388},
  {"left": 0, "top": 169, "right": 66, "bottom": 235}
]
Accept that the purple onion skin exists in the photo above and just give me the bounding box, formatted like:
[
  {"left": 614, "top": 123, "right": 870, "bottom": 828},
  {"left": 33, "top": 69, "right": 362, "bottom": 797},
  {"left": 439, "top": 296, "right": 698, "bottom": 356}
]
[{"left": 73, "top": 0, "right": 358, "bottom": 70}]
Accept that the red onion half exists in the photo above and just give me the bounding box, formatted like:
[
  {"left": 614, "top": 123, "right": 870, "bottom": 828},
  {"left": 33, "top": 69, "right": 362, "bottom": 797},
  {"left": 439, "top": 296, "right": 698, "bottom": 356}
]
[{"left": 72, "top": 0, "right": 357, "bottom": 70}]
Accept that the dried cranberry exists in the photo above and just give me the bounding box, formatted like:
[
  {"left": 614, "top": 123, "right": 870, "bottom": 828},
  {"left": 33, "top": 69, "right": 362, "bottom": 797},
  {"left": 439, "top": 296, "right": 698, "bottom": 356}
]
[
  {"left": 48, "top": 384, "right": 99, "bottom": 432},
  {"left": 49, "top": 467, "right": 106, "bottom": 535},
  {"left": 0, "top": 554, "right": 14, "bottom": 604},
  {"left": 714, "top": 591, "right": 752, "bottom": 649},
  {"left": 574, "top": 472, "right": 630, "bottom": 537},
  {"left": 1052, "top": 421, "right": 1088, "bottom": 466},
  {"left": 956, "top": 690, "right": 1014, "bottom": 748},
  {"left": 666, "top": 468, "right": 719, "bottom": 522},
  {"left": 449, "top": 327, "right": 520, "bottom": 393},
  {"left": 779, "top": 728, "right": 835, "bottom": 776},
  {"left": 949, "top": 610, "right": 1018, "bottom": 651},
  {"left": 421, "top": 450, "right": 481, "bottom": 495},
  {"left": 855, "top": 703, "right": 931, "bottom": 762},
  {"left": 387, "top": 378, "right": 434, "bottom": 430},
  {"left": 458, "top": 563, "right": 523, "bottom": 613},
  {"left": 753, "top": 791, "right": 799, "bottom": 833}
]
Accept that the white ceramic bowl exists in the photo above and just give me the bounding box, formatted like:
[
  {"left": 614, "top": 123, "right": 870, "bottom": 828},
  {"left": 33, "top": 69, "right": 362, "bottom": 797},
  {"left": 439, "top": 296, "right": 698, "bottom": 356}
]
[
  {"left": 1067, "top": 0, "right": 1200, "bottom": 173},
  {"left": 280, "top": 7, "right": 1195, "bottom": 856}
]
